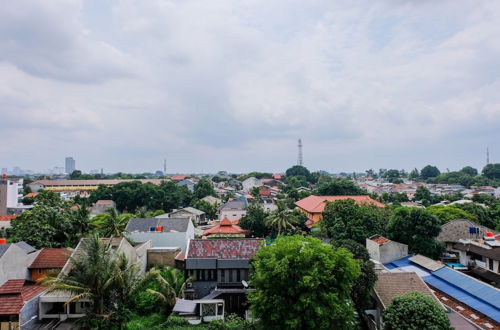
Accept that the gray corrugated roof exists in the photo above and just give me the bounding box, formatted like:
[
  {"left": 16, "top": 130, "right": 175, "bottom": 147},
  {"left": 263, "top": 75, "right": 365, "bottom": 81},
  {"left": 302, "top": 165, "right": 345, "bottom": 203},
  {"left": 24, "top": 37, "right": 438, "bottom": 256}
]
[
  {"left": 171, "top": 207, "right": 204, "bottom": 216},
  {"left": 0, "top": 244, "right": 10, "bottom": 258},
  {"left": 15, "top": 241, "right": 37, "bottom": 254},
  {"left": 125, "top": 218, "right": 190, "bottom": 232},
  {"left": 218, "top": 200, "right": 246, "bottom": 211},
  {"left": 437, "top": 219, "right": 496, "bottom": 244}
]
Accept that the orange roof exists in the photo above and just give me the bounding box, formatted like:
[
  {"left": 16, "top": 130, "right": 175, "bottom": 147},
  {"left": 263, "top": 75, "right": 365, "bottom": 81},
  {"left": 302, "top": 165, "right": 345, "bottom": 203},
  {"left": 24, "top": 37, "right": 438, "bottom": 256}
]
[
  {"left": 25, "top": 193, "right": 38, "bottom": 198},
  {"left": 295, "top": 195, "right": 385, "bottom": 213},
  {"left": 203, "top": 217, "right": 248, "bottom": 236},
  {"left": 171, "top": 175, "right": 190, "bottom": 181},
  {"left": 0, "top": 215, "right": 16, "bottom": 221},
  {"left": 95, "top": 200, "right": 114, "bottom": 205}
]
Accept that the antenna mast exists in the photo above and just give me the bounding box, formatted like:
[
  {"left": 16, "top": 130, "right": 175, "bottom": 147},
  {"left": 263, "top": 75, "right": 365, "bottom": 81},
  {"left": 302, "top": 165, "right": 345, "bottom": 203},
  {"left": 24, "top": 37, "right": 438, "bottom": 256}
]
[
  {"left": 163, "top": 159, "right": 167, "bottom": 176},
  {"left": 487, "top": 148, "right": 490, "bottom": 165},
  {"left": 297, "top": 139, "right": 303, "bottom": 166}
]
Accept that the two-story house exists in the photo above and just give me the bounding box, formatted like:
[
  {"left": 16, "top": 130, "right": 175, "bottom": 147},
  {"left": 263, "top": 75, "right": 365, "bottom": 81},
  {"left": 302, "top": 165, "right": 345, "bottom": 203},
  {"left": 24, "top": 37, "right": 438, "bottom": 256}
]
[{"left": 184, "top": 239, "right": 264, "bottom": 316}]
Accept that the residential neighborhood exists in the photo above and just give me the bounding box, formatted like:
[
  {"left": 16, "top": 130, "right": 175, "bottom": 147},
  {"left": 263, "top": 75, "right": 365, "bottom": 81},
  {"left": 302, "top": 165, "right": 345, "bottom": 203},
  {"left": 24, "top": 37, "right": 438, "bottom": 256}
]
[
  {"left": 2, "top": 1, "right": 500, "bottom": 329},
  {"left": 0, "top": 162, "right": 500, "bottom": 329}
]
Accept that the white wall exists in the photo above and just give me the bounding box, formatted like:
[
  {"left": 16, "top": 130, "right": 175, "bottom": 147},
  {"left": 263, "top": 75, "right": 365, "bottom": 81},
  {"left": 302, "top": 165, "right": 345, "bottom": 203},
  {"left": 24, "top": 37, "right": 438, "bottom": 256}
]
[{"left": 219, "top": 209, "right": 247, "bottom": 221}]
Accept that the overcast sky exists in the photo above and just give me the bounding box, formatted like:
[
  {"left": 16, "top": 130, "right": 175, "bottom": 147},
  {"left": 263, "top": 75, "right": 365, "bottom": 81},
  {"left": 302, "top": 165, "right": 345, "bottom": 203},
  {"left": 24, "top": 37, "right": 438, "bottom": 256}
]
[{"left": 1, "top": 0, "right": 500, "bottom": 174}]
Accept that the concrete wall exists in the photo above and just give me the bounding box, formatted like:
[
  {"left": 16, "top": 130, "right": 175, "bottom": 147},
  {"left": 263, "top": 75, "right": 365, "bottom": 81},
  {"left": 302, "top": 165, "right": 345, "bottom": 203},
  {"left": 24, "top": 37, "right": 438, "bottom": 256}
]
[
  {"left": 147, "top": 248, "right": 181, "bottom": 268},
  {"left": 366, "top": 239, "right": 408, "bottom": 264},
  {"left": 0, "top": 244, "right": 38, "bottom": 285},
  {"left": 127, "top": 232, "right": 190, "bottom": 251},
  {"left": 134, "top": 241, "right": 152, "bottom": 273}
]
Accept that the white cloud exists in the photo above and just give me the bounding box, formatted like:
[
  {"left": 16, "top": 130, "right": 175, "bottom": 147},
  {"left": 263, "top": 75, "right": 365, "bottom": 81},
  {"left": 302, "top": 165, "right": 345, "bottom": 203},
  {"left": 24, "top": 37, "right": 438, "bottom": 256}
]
[{"left": 1, "top": 0, "right": 500, "bottom": 172}]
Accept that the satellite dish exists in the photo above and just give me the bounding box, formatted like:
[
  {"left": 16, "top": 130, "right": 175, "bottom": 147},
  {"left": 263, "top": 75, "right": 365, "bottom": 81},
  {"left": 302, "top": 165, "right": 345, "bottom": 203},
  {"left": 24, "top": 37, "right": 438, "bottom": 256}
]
[{"left": 241, "top": 280, "right": 248, "bottom": 288}]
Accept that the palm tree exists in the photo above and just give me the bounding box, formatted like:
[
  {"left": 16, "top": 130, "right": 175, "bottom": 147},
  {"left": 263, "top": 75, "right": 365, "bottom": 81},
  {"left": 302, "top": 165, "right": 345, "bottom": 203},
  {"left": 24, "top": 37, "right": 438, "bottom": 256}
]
[
  {"left": 265, "top": 202, "right": 297, "bottom": 236},
  {"left": 145, "top": 267, "right": 190, "bottom": 313},
  {"left": 42, "top": 235, "right": 117, "bottom": 315},
  {"left": 92, "top": 208, "right": 133, "bottom": 237}
]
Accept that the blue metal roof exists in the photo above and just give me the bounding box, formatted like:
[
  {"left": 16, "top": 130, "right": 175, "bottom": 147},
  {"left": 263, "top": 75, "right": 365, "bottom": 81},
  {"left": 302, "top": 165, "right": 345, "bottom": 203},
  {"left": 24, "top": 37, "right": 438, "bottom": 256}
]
[{"left": 384, "top": 256, "right": 500, "bottom": 323}]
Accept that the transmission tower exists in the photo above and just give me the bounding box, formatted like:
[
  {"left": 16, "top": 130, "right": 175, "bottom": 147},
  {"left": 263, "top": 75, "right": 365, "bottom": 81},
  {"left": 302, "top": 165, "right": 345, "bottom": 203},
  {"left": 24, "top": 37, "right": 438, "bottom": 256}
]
[
  {"left": 297, "top": 139, "right": 303, "bottom": 166},
  {"left": 163, "top": 159, "right": 167, "bottom": 176},
  {"left": 487, "top": 148, "right": 490, "bottom": 165}
]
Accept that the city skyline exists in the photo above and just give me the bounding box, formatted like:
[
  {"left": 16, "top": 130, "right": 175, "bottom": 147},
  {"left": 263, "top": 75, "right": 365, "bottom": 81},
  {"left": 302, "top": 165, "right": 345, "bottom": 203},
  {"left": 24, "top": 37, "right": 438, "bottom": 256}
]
[{"left": 1, "top": 1, "right": 500, "bottom": 173}]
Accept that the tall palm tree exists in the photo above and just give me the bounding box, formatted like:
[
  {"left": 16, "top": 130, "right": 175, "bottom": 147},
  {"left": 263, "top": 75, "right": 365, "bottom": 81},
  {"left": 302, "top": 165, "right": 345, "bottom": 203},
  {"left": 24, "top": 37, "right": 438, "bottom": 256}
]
[
  {"left": 92, "top": 208, "right": 133, "bottom": 237},
  {"left": 265, "top": 203, "right": 297, "bottom": 236},
  {"left": 145, "top": 267, "right": 190, "bottom": 313}
]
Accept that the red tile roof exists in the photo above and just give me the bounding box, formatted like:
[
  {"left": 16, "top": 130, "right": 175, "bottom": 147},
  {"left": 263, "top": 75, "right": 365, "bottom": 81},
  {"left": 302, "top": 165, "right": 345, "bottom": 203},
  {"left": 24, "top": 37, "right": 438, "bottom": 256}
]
[
  {"left": 24, "top": 192, "right": 38, "bottom": 198},
  {"left": 29, "top": 248, "right": 70, "bottom": 269},
  {"left": 187, "top": 239, "right": 264, "bottom": 259},
  {"left": 171, "top": 175, "right": 190, "bottom": 181},
  {"left": 0, "top": 215, "right": 16, "bottom": 221},
  {"left": 295, "top": 195, "right": 385, "bottom": 213},
  {"left": 272, "top": 174, "right": 284, "bottom": 179},
  {"left": 0, "top": 280, "right": 45, "bottom": 315},
  {"left": 202, "top": 218, "right": 248, "bottom": 236}
]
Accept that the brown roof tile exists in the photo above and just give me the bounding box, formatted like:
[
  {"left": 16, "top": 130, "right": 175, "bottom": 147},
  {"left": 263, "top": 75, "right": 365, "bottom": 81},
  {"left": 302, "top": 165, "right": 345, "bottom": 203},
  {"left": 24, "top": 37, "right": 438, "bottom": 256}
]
[
  {"left": 29, "top": 248, "right": 71, "bottom": 269},
  {"left": 187, "top": 239, "right": 264, "bottom": 259},
  {"left": 374, "top": 272, "right": 442, "bottom": 308}
]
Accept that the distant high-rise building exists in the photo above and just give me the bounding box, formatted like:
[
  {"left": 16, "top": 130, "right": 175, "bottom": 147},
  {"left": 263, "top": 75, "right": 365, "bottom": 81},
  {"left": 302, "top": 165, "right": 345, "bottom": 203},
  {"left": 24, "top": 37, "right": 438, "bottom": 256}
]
[{"left": 65, "top": 157, "right": 76, "bottom": 174}]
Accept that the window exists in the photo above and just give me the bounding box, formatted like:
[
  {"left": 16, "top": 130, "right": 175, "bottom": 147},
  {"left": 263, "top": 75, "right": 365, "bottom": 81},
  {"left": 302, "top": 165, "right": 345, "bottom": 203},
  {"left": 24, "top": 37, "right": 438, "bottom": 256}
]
[
  {"left": 228, "top": 269, "right": 234, "bottom": 282},
  {"left": 489, "top": 258, "right": 494, "bottom": 271},
  {"left": 220, "top": 269, "right": 225, "bottom": 282},
  {"left": 237, "top": 269, "right": 241, "bottom": 282}
]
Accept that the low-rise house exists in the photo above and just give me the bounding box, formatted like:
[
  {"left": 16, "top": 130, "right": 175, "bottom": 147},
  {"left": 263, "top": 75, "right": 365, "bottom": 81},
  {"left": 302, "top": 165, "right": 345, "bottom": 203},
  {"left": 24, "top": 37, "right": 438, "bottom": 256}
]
[
  {"left": 166, "top": 207, "right": 206, "bottom": 225},
  {"left": 39, "top": 237, "right": 149, "bottom": 321},
  {"left": 366, "top": 235, "right": 408, "bottom": 264},
  {"left": 202, "top": 218, "right": 248, "bottom": 238},
  {"left": 184, "top": 239, "right": 264, "bottom": 316},
  {"left": 366, "top": 272, "right": 444, "bottom": 329},
  {"left": 437, "top": 219, "right": 497, "bottom": 251},
  {"left": 177, "top": 179, "right": 195, "bottom": 192},
  {"left": 218, "top": 200, "right": 247, "bottom": 221},
  {"left": 384, "top": 254, "right": 500, "bottom": 327},
  {"left": 241, "top": 177, "right": 262, "bottom": 193},
  {"left": 28, "top": 248, "right": 70, "bottom": 282},
  {"left": 0, "top": 241, "right": 38, "bottom": 286},
  {"left": 90, "top": 200, "right": 116, "bottom": 216},
  {"left": 0, "top": 279, "right": 46, "bottom": 329},
  {"left": 295, "top": 195, "right": 385, "bottom": 227},
  {"left": 171, "top": 175, "right": 191, "bottom": 182},
  {"left": 125, "top": 217, "right": 194, "bottom": 252}
]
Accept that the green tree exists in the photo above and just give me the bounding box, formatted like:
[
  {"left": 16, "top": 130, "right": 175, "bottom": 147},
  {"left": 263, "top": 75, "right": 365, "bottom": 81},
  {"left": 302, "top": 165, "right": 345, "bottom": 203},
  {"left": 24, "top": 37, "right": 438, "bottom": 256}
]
[
  {"left": 460, "top": 166, "right": 478, "bottom": 176},
  {"left": 421, "top": 165, "right": 440, "bottom": 180},
  {"left": 43, "top": 235, "right": 143, "bottom": 328},
  {"left": 285, "top": 165, "right": 311, "bottom": 182},
  {"left": 265, "top": 202, "right": 298, "bottom": 236},
  {"left": 387, "top": 208, "right": 443, "bottom": 259},
  {"left": 426, "top": 205, "right": 476, "bottom": 224},
  {"left": 316, "top": 179, "right": 366, "bottom": 196},
  {"left": 69, "top": 170, "right": 82, "bottom": 179},
  {"left": 143, "top": 267, "right": 189, "bottom": 315},
  {"left": 239, "top": 203, "right": 270, "bottom": 237},
  {"left": 408, "top": 168, "right": 420, "bottom": 181},
  {"left": 383, "top": 292, "right": 452, "bottom": 330},
  {"left": 249, "top": 236, "right": 360, "bottom": 329},
  {"left": 8, "top": 191, "right": 90, "bottom": 248},
  {"left": 92, "top": 208, "right": 134, "bottom": 237},
  {"left": 193, "top": 178, "right": 216, "bottom": 199},
  {"left": 414, "top": 186, "right": 432, "bottom": 205},
  {"left": 321, "top": 199, "right": 387, "bottom": 244},
  {"left": 455, "top": 202, "right": 495, "bottom": 228},
  {"left": 482, "top": 163, "right": 500, "bottom": 180},
  {"left": 192, "top": 199, "right": 218, "bottom": 220},
  {"left": 331, "top": 239, "right": 376, "bottom": 310}
]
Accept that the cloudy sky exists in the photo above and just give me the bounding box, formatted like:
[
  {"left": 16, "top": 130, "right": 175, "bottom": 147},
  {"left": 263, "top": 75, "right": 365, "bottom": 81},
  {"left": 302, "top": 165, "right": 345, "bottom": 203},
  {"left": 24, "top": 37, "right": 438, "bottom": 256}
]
[{"left": 1, "top": 0, "right": 500, "bottom": 174}]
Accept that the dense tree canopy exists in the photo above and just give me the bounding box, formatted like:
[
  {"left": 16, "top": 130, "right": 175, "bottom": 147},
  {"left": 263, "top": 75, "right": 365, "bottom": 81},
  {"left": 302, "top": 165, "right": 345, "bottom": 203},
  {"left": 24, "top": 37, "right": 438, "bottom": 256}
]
[
  {"left": 482, "top": 163, "right": 500, "bottom": 180},
  {"left": 193, "top": 178, "right": 216, "bottom": 199},
  {"left": 8, "top": 191, "right": 90, "bottom": 248},
  {"left": 460, "top": 166, "right": 478, "bottom": 176},
  {"left": 387, "top": 208, "right": 443, "bottom": 259},
  {"left": 321, "top": 199, "right": 387, "bottom": 244},
  {"left": 239, "top": 203, "right": 270, "bottom": 238},
  {"left": 420, "top": 165, "right": 440, "bottom": 179},
  {"left": 383, "top": 292, "right": 452, "bottom": 330},
  {"left": 426, "top": 205, "right": 476, "bottom": 224},
  {"left": 249, "top": 236, "right": 360, "bottom": 329},
  {"left": 316, "top": 179, "right": 366, "bottom": 196},
  {"left": 89, "top": 181, "right": 192, "bottom": 213},
  {"left": 331, "top": 239, "right": 376, "bottom": 310},
  {"left": 285, "top": 165, "right": 312, "bottom": 183}
]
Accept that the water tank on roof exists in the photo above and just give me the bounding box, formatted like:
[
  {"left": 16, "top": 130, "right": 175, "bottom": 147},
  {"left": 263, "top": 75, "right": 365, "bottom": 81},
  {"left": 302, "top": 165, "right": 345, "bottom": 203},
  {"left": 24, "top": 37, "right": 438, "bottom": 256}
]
[
  {"left": 157, "top": 225, "right": 163, "bottom": 232},
  {"left": 149, "top": 226, "right": 156, "bottom": 232},
  {"left": 0, "top": 238, "right": 6, "bottom": 245}
]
